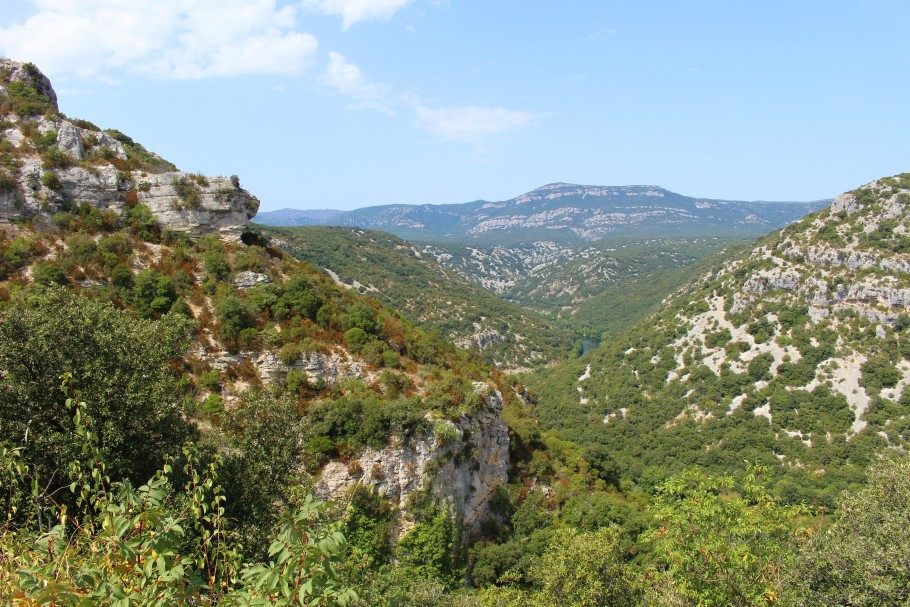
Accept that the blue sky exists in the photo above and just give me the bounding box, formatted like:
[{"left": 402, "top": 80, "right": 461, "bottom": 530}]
[{"left": 2, "top": 1, "right": 909, "bottom": 211}]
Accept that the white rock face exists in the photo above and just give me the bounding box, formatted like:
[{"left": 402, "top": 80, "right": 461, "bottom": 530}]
[
  {"left": 137, "top": 173, "right": 259, "bottom": 239},
  {"left": 201, "top": 347, "right": 365, "bottom": 386},
  {"left": 234, "top": 271, "right": 270, "bottom": 289},
  {"left": 315, "top": 387, "right": 510, "bottom": 537}
]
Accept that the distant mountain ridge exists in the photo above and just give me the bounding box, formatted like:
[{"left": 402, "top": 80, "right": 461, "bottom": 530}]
[
  {"left": 254, "top": 183, "right": 831, "bottom": 243},
  {"left": 253, "top": 208, "right": 342, "bottom": 226}
]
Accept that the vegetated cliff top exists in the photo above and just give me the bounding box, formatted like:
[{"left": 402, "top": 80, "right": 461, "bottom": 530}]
[
  {"left": 0, "top": 58, "right": 258, "bottom": 239},
  {"left": 530, "top": 173, "right": 910, "bottom": 506}
]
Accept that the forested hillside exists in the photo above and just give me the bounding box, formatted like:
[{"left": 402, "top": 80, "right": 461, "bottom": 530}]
[
  {"left": 262, "top": 225, "right": 572, "bottom": 369},
  {"left": 530, "top": 174, "right": 910, "bottom": 506}
]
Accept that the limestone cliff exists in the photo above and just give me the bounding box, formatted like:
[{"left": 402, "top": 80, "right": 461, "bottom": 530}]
[
  {"left": 315, "top": 385, "right": 509, "bottom": 538},
  {"left": 0, "top": 59, "right": 257, "bottom": 239}
]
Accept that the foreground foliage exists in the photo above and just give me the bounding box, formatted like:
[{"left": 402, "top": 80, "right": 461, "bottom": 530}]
[{"left": 0, "top": 398, "right": 356, "bottom": 606}]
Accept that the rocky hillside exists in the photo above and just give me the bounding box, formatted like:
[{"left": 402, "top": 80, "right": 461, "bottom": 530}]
[
  {"left": 0, "top": 58, "right": 510, "bottom": 536},
  {"left": 421, "top": 237, "right": 740, "bottom": 324},
  {"left": 0, "top": 59, "right": 258, "bottom": 240},
  {"left": 255, "top": 182, "right": 829, "bottom": 244},
  {"left": 262, "top": 225, "right": 573, "bottom": 369},
  {"left": 530, "top": 173, "right": 910, "bottom": 505}
]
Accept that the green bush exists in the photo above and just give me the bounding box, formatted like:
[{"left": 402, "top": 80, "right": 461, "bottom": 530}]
[
  {"left": 2, "top": 235, "right": 35, "bottom": 268},
  {"left": 215, "top": 295, "right": 256, "bottom": 350},
  {"left": 860, "top": 356, "right": 902, "bottom": 394},
  {"left": 132, "top": 269, "right": 178, "bottom": 318},
  {"left": 5, "top": 80, "right": 56, "bottom": 115},
  {"left": 0, "top": 288, "right": 194, "bottom": 492},
  {"left": 40, "top": 170, "right": 61, "bottom": 190},
  {"left": 31, "top": 261, "right": 68, "bottom": 285},
  {"left": 65, "top": 232, "right": 97, "bottom": 263},
  {"left": 172, "top": 175, "right": 202, "bottom": 209}
]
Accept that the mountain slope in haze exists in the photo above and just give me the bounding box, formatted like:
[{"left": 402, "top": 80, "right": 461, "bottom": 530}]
[
  {"left": 262, "top": 225, "right": 573, "bottom": 369},
  {"left": 254, "top": 208, "right": 342, "bottom": 226},
  {"left": 255, "top": 182, "right": 830, "bottom": 244},
  {"left": 529, "top": 173, "right": 910, "bottom": 506}
]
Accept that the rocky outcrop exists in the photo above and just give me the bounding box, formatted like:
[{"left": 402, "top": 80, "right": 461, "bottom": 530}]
[
  {"left": 234, "top": 271, "right": 271, "bottom": 289},
  {"left": 200, "top": 347, "right": 366, "bottom": 385},
  {"left": 742, "top": 268, "right": 801, "bottom": 295},
  {"left": 0, "top": 59, "right": 259, "bottom": 240},
  {"left": 315, "top": 386, "right": 510, "bottom": 538},
  {"left": 831, "top": 192, "right": 861, "bottom": 215},
  {"left": 137, "top": 173, "right": 259, "bottom": 239},
  {"left": 455, "top": 327, "right": 505, "bottom": 352},
  {"left": 0, "top": 58, "right": 57, "bottom": 110}
]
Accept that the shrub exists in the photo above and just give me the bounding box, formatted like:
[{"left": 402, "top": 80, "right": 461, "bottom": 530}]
[
  {"left": 65, "top": 232, "right": 96, "bottom": 263},
  {"left": 123, "top": 203, "right": 159, "bottom": 241},
  {"left": 394, "top": 505, "right": 460, "bottom": 586},
  {"left": 2, "top": 235, "right": 35, "bottom": 268},
  {"left": 31, "top": 261, "right": 68, "bottom": 285},
  {"left": 644, "top": 468, "right": 805, "bottom": 607},
  {"left": 203, "top": 250, "right": 231, "bottom": 281},
  {"left": 285, "top": 369, "right": 308, "bottom": 394},
  {"left": 273, "top": 276, "right": 322, "bottom": 320},
  {"left": 342, "top": 302, "right": 381, "bottom": 335},
  {"left": 279, "top": 341, "right": 302, "bottom": 364},
  {"left": 132, "top": 269, "right": 178, "bottom": 318},
  {"left": 0, "top": 168, "right": 16, "bottom": 193},
  {"left": 343, "top": 327, "right": 370, "bottom": 351},
  {"left": 531, "top": 527, "right": 640, "bottom": 607},
  {"left": 201, "top": 393, "right": 224, "bottom": 416},
  {"left": 220, "top": 390, "right": 305, "bottom": 557},
  {"left": 216, "top": 295, "right": 256, "bottom": 350},
  {"left": 5, "top": 81, "right": 56, "bottom": 115},
  {"left": 172, "top": 175, "right": 202, "bottom": 210},
  {"left": 109, "top": 263, "right": 134, "bottom": 289},
  {"left": 860, "top": 357, "right": 902, "bottom": 394},
  {"left": 40, "top": 170, "right": 61, "bottom": 190}
]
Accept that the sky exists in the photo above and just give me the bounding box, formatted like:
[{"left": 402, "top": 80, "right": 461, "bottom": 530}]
[{"left": 1, "top": 1, "right": 909, "bottom": 212}]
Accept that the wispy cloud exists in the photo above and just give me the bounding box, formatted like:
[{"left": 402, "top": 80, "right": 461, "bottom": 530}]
[
  {"left": 0, "top": 0, "right": 318, "bottom": 80},
  {"left": 321, "top": 53, "right": 541, "bottom": 144},
  {"left": 323, "top": 51, "right": 395, "bottom": 113},
  {"left": 303, "top": 0, "right": 415, "bottom": 29},
  {"left": 413, "top": 105, "right": 537, "bottom": 142}
]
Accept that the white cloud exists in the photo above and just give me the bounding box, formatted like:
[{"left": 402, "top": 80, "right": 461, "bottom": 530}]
[
  {"left": 414, "top": 105, "right": 537, "bottom": 142},
  {"left": 321, "top": 51, "right": 539, "bottom": 143},
  {"left": 304, "top": 0, "right": 414, "bottom": 29},
  {"left": 0, "top": 0, "right": 318, "bottom": 80},
  {"left": 323, "top": 51, "right": 394, "bottom": 113}
]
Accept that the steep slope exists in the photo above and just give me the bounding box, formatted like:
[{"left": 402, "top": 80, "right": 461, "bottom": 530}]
[
  {"left": 530, "top": 174, "right": 910, "bottom": 505},
  {"left": 255, "top": 182, "right": 829, "bottom": 244},
  {"left": 0, "top": 58, "right": 510, "bottom": 535},
  {"left": 260, "top": 225, "right": 573, "bottom": 369}
]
